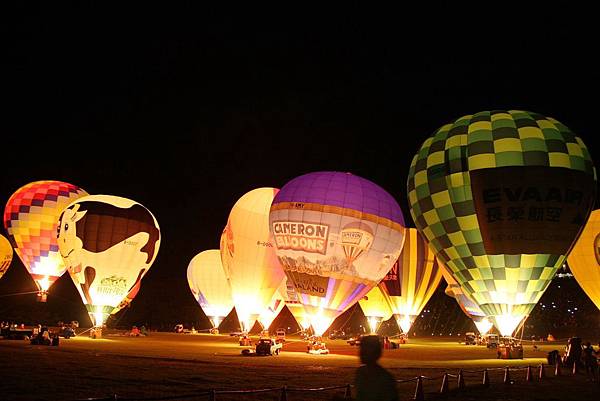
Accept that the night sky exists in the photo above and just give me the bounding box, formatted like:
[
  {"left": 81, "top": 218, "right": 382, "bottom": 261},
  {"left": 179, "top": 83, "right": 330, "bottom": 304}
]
[{"left": 2, "top": 6, "right": 599, "bottom": 328}]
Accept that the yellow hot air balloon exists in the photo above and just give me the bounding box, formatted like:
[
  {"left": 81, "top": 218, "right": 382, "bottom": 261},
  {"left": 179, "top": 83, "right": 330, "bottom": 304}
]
[
  {"left": 408, "top": 110, "right": 596, "bottom": 336},
  {"left": 270, "top": 172, "right": 406, "bottom": 335},
  {"left": 0, "top": 234, "right": 13, "bottom": 280},
  {"left": 258, "top": 279, "right": 287, "bottom": 330},
  {"left": 379, "top": 228, "right": 442, "bottom": 334},
  {"left": 187, "top": 250, "right": 234, "bottom": 328},
  {"left": 220, "top": 188, "right": 286, "bottom": 332},
  {"left": 57, "top": 195, "right": 161, "bottom": 326},
  {"left": 568, "top": 209, "right": 600, "bottom": 310},
  {"left": 439, "top": 262, "right": 493, "bottom": 334},
  {"left": 3, "top": 180, "right": 88, "bottom": 300},
  {"left": 359, "top": 286, "right": 393, "bottom": 333}
]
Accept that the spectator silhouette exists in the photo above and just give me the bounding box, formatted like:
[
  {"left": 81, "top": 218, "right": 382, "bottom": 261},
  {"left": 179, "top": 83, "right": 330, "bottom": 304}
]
[{"left": 354, "top": 335, "right": 398, "bottom": 401}]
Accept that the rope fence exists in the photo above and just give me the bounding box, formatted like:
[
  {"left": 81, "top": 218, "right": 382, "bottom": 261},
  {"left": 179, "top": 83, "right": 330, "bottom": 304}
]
[{"left": 72, "top": 359, "right": 598, "bottom": 401}]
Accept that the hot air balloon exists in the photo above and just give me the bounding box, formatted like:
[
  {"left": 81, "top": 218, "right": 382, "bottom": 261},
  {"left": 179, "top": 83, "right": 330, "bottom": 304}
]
[
  {"left": 0, "top": 234, "right": 13, "bottom": 280},
  {"left": 269, "top": 172, "right": 406, "bottom": 336},
  {"left": 57, "top": 195, "right": 161, "bottom": 327},
  {"left": 407, "top": 110, "right": 596, "bottom": 336},
  {"left": 568, "top": 209, "right": 600, "bottom": 310},
  {"left": 3, "top": 181, "right": 88, "bottom": 300},
  {"left": 358, "top": 286, "right": 393, "bottom": 333},
  {"left": 378, "top": 228, "right": 442, "bottom": 334},
  {"left": 187, "top": 250, "right": 234, "bottom": 328},
  {"left": 219, "top": 223, "right": 233, "bottom": 280},
  {"left": 258, "top": 279, "right": 287, "bottom": 330},
  {"left": 220, "top": 188, "right": 286, "bottom": 332},
  {"left": 439, "top": 262, "right": 492, "bottom": 334}
]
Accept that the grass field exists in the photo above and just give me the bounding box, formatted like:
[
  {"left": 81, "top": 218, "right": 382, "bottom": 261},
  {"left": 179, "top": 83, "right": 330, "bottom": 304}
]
[{"left": 1, "top": 331, "right": 598, "bottom": 400}]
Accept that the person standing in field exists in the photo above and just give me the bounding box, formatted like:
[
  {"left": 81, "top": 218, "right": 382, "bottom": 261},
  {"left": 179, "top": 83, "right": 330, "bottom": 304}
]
[{"left": 354, "top": 335, "right": 398, "bottom": 401}]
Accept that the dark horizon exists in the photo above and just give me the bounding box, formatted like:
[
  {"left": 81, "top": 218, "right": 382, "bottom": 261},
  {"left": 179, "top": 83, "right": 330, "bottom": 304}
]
[{"left": 2, "top": 7, "right": 599, "bottom": 331}]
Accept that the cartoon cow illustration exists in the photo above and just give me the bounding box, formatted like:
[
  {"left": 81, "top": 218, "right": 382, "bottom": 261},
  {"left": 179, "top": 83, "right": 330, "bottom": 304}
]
[{"left": 57, "top": 196, "right": 160, "bottom": 309}]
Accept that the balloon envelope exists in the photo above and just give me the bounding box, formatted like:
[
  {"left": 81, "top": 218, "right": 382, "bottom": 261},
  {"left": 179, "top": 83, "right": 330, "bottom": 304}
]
[
  {"left": 568, "top": 209, "right": 600, "bottom": 311},
  {"left": 407, "top": 110, "right": 596, "bottom": 335},
  {"left": 3, "top": 181, "right": 88, "bottom": 294},
  {"left": 378, "top": 228, "right": 442, "bottom": 334},
  {"left": 0, "top": 234, "right": 13, "bottom": 280},
  {"left": 439, "top": 260, "right": 492, "bottom": 334},
  {"left": 359, "top": 286, "right": 393, "bottom": 333},
  {"left": 270, "top": 171, "right": 406, "bottom": 335},
  {"left": 57, "top": 195, "right": 161, "bottom": 325},
  {"left": 220, "top": 188, "right": 286, "bottom": 331},
  {"left": 258, "top": 279, "right": 287, "bottom": 330},
  {"left": 187, "top": 250, "right": 233, "bottom": 328}
]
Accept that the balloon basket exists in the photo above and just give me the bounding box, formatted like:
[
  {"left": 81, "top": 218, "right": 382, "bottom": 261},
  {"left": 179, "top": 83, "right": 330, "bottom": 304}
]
[
  {"left": 37, "top": 291, "right": 48, "bottom": 302},
  {"left": 90, "top": 327, "right": 103, "bottom": 339}
]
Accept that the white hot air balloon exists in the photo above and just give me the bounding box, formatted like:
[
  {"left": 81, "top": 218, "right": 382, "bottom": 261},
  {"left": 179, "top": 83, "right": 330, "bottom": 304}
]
[
  {"left": 220, "top": 188, "right": 286, "bottom": 332},
  {"left": 187, "top": 250, "right": 234, "bottom": 328}
]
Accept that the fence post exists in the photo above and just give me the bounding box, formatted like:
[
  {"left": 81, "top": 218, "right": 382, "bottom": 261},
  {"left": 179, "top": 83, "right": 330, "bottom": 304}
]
[
  {"left": 280, "top": 385, "right": 288, "bottom": 401},
  {"left": 526, "top": 365, "right": 532, "bottom": 382},
  {"left": 482, "top": 369, "right": 490, "bottom": 387},
  {"left": 440, "top": 373, "right": 449, "bottom": 393},
  {"left": 209, "top": 389, "right": 216, "bottom": 401},
  {"left": 503, "top": 367, "right": 511, "bottom": 384},
  {"left": 457, "top": 369, "right": 465, "bottom": 389},
  {"left": 344, "top": 383, "right": 352, "bottom": 399},
  {"left": 539, "top": 364, "right": 545, "bottom": 380},
  {"left": 414, "top": 376, "right": 424, "bottom": 401},
  {"left": 554, "top": 360, "right": 561, "bottom": 376}
]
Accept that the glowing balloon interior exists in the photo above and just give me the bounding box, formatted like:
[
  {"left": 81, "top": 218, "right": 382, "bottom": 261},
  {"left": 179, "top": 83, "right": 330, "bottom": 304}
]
[
  {"left": 568, "top": 209, "right": 600, "bottom": 311},
  {"left": 57, "top": 195, "right": 161, "bottom": 326},
  {"left": 220, "top": 188, "right": 286, "bottom": 332},
  {"left": 379, "top": 228, "right": 442, "bottom": 334},
  {"left": 3, "top": 181, "right": 88, "bottom": 298},
  {"left": 358, "top": 286, "right": 393, "bottom": 333},
  {"left": 407, "top": 110, "right": 596, "bottom": 336},
  {"left": 187, "top": 250, "right": 234, "bottom": 328},
  {"left": 0, "top": 234, "right": 13, "bottom": 280},
  {"left": 270, "top": 171, "right": 406, "bottom": 335}
]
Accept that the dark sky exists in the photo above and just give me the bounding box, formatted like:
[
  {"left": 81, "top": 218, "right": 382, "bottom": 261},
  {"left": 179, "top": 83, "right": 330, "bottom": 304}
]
[{"left": 2, "top": 5, "right": 599, "bottom": 327}]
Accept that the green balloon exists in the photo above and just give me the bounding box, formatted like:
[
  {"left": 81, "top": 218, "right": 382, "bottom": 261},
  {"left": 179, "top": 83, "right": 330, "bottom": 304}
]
[{"left": 407, "top": 110, "right": 596, "bottom": 335}]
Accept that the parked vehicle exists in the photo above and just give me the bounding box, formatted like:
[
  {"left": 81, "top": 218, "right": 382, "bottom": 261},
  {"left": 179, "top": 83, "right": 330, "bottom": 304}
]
[
  {"left": 464, "top": 332, "right": 477, "bottom": 345},
  {"left": 483, "top": 333, "right": 499, "bottom": 348},
  {"left": 307, "top": 339, "right": 329, "bottom": 355},
  {"left": 255, "top": 338, "right": 282, "bottom": 356},
  {"left": 329, "top": 330, "right": 349, "bottom": 340},
  {"left": 347, "top": 335, "right": 363, "bottom": 346},
  {"left": 275, "top": 328, "right": 286, "bottom": 343}
]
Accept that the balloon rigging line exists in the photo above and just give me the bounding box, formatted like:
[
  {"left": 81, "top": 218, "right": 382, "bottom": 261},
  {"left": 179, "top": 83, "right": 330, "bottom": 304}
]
[{"left": 0, "top": 290, "right": 40, "bottom": 298}]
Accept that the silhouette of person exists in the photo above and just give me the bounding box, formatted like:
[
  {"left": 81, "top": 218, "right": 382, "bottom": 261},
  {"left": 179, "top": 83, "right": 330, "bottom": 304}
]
[{"left": 354, "top": 335, "right": 398, "bottom": 401}]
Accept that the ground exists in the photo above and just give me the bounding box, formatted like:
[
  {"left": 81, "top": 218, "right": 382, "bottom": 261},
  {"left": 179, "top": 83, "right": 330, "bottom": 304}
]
[{"left": 1, "top": 331, "right": 598, "bottom": 401}]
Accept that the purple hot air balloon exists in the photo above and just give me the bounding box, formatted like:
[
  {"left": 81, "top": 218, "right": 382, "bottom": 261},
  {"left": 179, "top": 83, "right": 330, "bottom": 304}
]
[{"left": 269, "top": 172, "right": 406, "bottom": 335}]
